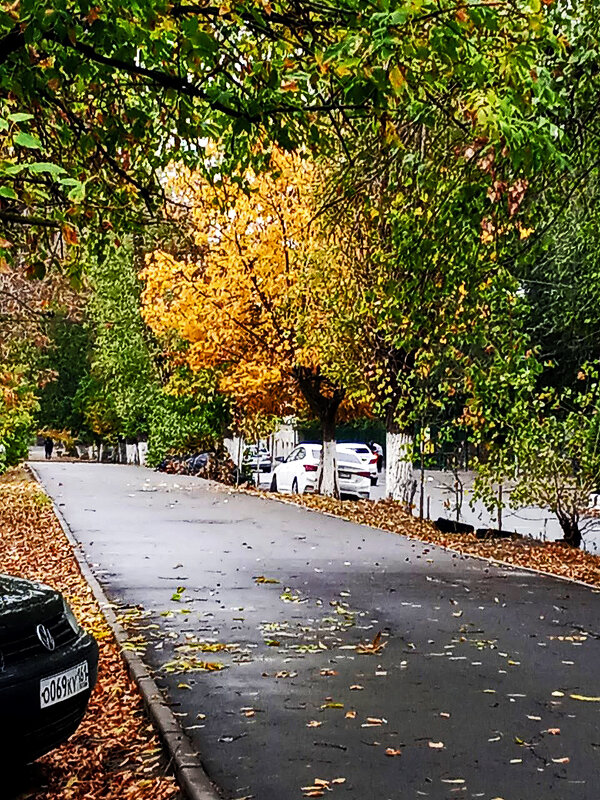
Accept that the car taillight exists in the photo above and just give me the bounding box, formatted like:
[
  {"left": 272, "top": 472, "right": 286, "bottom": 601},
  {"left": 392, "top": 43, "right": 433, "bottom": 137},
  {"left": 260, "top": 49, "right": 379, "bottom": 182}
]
[
  {"left": 369, "top": 456, "right": 378, "bottom": 464},
  {"left": 304, "top": 464, "right": 318, "bottom": 472},
  {"left": 358, "top": 470, "right": 371, "bottom": 478}
]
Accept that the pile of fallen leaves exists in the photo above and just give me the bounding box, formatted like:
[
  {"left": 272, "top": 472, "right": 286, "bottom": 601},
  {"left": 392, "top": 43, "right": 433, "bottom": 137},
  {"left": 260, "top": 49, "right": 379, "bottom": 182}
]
[
  {"left": 0, "top": 468, "right": 180, "bottom": 800},
  {"left": 269, "top": 492, "right": 600, "bottom": 588}
]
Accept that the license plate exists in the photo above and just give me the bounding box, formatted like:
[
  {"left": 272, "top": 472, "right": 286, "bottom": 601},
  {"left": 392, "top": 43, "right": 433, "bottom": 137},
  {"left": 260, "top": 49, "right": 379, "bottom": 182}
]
[
  {"left": 40, "top": 661, "right": 89, "bottom": 709},
  {"left": 339, "top": 471, "right": 351, "bottom": 479}
]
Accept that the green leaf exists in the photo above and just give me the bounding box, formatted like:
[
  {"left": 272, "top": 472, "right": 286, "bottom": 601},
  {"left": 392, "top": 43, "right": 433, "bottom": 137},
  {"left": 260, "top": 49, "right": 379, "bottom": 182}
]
[
  {"left": 0, "top": 186, "right": 17, "bottom": 199},
  {"left": 7, "top": 113, "right": 35, "bottom": 123},
  {"left": 27, "top": 162, "right": 67, "bottom": 176},
  {"left": 14, "top": 132, "right": 42, "bottom": 149}
]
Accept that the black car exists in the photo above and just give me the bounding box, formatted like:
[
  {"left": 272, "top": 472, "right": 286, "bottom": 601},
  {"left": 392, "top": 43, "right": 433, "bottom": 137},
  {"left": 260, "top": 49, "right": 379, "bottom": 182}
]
[{"left": 0, "top": 574, "right": 99, "bottom": 762}]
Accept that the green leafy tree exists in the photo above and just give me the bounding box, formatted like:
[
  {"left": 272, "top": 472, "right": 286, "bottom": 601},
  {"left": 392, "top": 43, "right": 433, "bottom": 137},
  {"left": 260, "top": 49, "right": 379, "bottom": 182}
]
[
  {"left": 0, "top": 365, "right": 38, "bottom": 471},
  {"left": 36, "top": 313, "right": 90, "bottom": 433},
  {"left": 473, "top": 368, "right": 600, "bottom": 548},
  {"left": 1, "top": 0, "right": 592, "bottom": 271}
]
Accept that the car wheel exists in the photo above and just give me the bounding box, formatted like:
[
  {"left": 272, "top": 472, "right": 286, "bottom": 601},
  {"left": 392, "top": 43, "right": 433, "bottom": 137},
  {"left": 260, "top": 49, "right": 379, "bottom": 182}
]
[
  {"left": 291, "top": 477, "right": 299, "bottom": 494},
  {"left": 270, "top": 475, "right": 278, "bottom": 492}
]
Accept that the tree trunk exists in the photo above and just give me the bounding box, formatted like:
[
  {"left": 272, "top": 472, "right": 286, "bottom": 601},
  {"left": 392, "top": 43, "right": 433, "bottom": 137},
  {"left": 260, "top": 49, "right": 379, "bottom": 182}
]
[
  {"left": 318, "top": 408, "right": 339, "bottom": 498},
  {"left": 293, "top": 366, "right": 343, "bottom": 500},
  {"left": 557, "top": 513, "right": 582, "bottom": 548},
  {"left": 385, "top": 422, "right": 413, "bottom": 502}
]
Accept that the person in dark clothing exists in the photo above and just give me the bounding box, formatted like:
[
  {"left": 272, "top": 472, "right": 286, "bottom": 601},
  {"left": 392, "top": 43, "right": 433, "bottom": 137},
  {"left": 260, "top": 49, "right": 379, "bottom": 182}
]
[{"left": 44, "top": 437, "right": 54, "bottom": 460}]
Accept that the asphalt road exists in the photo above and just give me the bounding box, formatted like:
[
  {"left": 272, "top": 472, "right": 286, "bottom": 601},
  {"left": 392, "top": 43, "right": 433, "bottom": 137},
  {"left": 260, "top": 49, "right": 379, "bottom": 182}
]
[{"left": 32, "top": 462, "right": 600, "bottom": 800}]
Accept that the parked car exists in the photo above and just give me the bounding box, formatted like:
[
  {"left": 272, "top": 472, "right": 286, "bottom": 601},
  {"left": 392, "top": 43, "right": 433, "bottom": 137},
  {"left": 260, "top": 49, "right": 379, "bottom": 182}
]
[
  {"left": 0, "top": 574, "right": 99, "bottom": 763},
  {"left": 269, "top": 443, "right": 371, "bottom": 499},
  {"left": 337, "top": 442, "right": 379, "bottom": 485},
  {"left": 243, "top": 445, "right": 272, "bottom": 474}
]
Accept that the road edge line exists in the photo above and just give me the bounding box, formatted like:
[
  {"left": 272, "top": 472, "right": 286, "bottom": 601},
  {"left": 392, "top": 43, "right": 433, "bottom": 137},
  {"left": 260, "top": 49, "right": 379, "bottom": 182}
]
[{"left": 28, "top": 463, "right": 221, "bottom": 800}]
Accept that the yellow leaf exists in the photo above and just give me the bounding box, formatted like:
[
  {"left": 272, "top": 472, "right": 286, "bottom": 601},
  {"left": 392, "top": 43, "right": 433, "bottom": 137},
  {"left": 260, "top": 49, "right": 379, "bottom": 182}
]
[
  {"left": 570, "top": 694, "right": 600, "bottom": 702},
  {"left": 389, "top": 64, "right": 405, "bottom": 92}
]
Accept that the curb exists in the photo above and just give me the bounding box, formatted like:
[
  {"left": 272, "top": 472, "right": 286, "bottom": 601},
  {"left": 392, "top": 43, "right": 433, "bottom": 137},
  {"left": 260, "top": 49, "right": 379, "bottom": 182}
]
[{"left": 28, "top": 464, "right": 221, "bottom": 800}]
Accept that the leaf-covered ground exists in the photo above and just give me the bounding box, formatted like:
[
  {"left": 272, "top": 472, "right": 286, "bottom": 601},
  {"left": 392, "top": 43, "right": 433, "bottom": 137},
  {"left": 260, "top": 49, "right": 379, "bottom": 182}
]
[
  {"left": 0, "top": 468, "right": 180, "bottom": 800},
  {"left": 261, "top": 491, "right": 600, "bottom": 588}
]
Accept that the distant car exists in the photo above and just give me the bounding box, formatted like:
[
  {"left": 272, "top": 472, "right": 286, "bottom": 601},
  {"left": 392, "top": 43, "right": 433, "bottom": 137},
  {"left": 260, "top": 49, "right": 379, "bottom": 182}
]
[
  {"left": 337, "top": 442, "right": 379, "bottom": 485},
  {"left": 0, "top": 574, "right": 98, "bottom": 763},
  {"left": 269, "top": 443, "right": 371, "bottom": 499},
  {"left": 243, "top": 445, "right": 272, "bottom": 473}
]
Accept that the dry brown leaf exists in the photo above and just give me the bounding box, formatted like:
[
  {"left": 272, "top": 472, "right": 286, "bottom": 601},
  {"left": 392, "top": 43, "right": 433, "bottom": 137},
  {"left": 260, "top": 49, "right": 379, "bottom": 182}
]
[
  {"left": 385, "top": 748, "right": 402, "bottom": 756},
  {"left": 0, "top": 470, "right": 179, "bottom": 800}
]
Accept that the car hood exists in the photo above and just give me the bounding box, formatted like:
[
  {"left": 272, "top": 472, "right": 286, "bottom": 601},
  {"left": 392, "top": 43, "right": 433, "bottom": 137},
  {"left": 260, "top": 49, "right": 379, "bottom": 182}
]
[{"left": 0, "top": 574, "right": 62, "bottom": 624}]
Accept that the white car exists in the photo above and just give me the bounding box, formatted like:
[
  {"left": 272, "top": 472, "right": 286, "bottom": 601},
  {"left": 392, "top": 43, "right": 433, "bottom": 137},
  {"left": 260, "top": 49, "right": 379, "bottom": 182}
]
[
  {"left": 242, "top": 445, "right": 272, "bottom": 473},
  {"left": 336, "top": 442, "right": 379, "bottom": 485},
  {"left": 270, "top": 443, "right": 371, "bottom": 499}
]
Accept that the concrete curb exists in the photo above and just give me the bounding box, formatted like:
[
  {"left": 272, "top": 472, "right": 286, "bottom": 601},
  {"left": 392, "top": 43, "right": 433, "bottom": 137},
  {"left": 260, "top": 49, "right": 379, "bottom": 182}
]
[{"left": 28, "top": 464, "right": 221, "bottom": 800}]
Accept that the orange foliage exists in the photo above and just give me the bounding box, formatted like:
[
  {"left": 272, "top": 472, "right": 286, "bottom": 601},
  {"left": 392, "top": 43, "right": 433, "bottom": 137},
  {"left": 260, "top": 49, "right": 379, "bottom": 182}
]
[{"left": 141, "top": 149, "right": 329, "bottom": 419}]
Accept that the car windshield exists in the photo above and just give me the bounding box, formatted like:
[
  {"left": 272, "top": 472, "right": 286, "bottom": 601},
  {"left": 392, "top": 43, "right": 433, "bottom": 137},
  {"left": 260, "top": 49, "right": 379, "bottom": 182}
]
[{"left": 311, "top": 449, "right": 321, "bottom": 460}]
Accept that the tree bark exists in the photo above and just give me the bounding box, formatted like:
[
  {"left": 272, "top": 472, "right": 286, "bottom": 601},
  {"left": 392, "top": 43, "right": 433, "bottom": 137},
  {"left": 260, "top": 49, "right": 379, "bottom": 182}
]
[
  {"left": 294, "top": 366, "right": 343, "bottom": 499},
  {"left": 318, "top": 407, "right": 339, "bottom": 498},
  {"left": 385, "top": 420, "right": 414, "bottom": 502},
  {"left": 557, "top": 513, "right": 582, "bottom": 548}
]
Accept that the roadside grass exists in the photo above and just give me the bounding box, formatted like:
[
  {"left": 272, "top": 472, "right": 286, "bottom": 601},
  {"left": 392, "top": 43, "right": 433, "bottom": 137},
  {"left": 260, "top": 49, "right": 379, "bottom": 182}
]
[
  {"left": 0, "top": 467, "right": 180, "bottom": 800},
  {"left": 254, "top": 489, "right": 600, "bottom": 589}
]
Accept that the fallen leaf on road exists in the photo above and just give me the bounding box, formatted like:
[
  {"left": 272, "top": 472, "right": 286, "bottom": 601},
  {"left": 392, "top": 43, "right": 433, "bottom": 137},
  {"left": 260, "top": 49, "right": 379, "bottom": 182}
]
[
  {"left": 350, "top": 684, "right": 364, "bottom": 690},
  {"left": 357, "top": 631, "right": 386, "bottom": 654},
  {"left": 345, "top": 710, "right": 357, "bottom": 719},
  {"left": 546, "top": 728, "right": 560, "bottom": 735},
  {"left": 570, "top": 694, "right": 600, "bottom": 702},
  {"left": 429, "top": 741, "right": 444, "bottom": 749},
  {"left": 254, "top": 575, "right": 280, "bottom": 584},
  {"left": 552, "top": 757, "right": 570, "bottom": 763},
  {"left": 441, "top": 779, "right": 465, "bottom": 784},
  {"left": 385, "top": 748, "right": 402, "bottom": 756},
  {"left": 320, "top": 669, "right": 337, "bottom": 676},
  {"left": 307, "top": 721, "right": 322, "bottom": 728},
  {"left": 440, "top": 712, "right": 451, "bottom": 718},
  {"left": 552, "top": 691, "right": 565, "bottom": 697}
]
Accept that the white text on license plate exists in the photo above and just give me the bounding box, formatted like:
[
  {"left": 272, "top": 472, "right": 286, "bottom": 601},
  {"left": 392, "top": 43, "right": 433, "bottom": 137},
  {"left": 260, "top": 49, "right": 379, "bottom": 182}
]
[{"left": 40, "top": 661, "right": 89, "bottom": 709}]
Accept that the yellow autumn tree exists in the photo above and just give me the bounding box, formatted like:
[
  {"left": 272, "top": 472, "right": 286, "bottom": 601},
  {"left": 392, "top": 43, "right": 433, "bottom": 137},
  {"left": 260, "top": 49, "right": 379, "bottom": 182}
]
[{"left": 140, "top": 149, "right": 356, "bottom": 496}]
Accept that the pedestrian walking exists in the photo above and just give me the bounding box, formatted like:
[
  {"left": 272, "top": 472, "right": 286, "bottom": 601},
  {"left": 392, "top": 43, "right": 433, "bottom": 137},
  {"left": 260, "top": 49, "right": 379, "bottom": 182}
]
[
  {"left": 44, "top": 437, "right": 54, "bottom": 460},
  {"left": 370, "top": 441, "right": 384, "bottom": 473}
]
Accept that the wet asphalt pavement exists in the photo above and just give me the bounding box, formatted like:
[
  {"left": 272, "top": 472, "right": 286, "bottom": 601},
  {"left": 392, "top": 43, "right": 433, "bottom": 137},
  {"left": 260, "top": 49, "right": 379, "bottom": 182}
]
[{"left": 33, "top": 462, "right": 600, "bottom": 800}]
